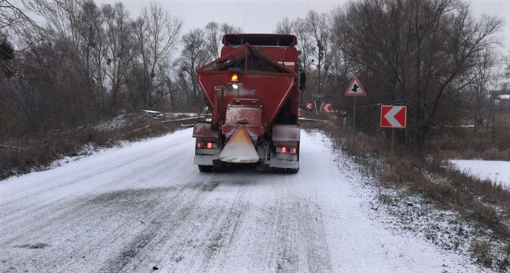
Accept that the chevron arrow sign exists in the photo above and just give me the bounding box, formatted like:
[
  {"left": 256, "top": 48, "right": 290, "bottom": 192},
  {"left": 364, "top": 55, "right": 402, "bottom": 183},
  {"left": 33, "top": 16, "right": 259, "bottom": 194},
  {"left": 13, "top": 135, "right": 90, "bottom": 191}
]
[{"left": 380, "top": 105, "right": 407, "bottom": 128}]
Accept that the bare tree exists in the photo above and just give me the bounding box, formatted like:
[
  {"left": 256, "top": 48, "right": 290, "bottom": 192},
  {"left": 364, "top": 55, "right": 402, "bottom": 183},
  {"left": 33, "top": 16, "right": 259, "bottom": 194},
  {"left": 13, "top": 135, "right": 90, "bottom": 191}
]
[
  {"left": 0, "top": 32, "right": 14, "bottom": 64},
  {"left": 102, "top": 2, "right": 134, "bottom": 113},
  {"left": 220, "top": 23, "right": 241, "bottom": 36},
  {"left": 131, "top": 2, "right": 182, "bottom": 109},
  {"left": 204, "top": 22, "right": 221, "bottom": 60},
  {"left": 204, "top": 21, "right": 241, "bottom": 59},
  {"left": 275, "top": 17, "right": 294, "bottom": 34},
  {"left": 467, "top": 49, "right": 494, "bottom": 141},
  {"left": 293, "top": 18, "right": 314, "bottom": 74},
  {"left": 330, "top": 0, "right": 502, "bottom": 153},
  {"left": 176, "top": 28, "right": 210, "bottom": 106},
  {"left": 157, "top": 59, "right": 178, "bottom": 109},
  {"left": 303, "top": 11, "right": 330, "bottom": 95},
  {"left": 77, "top": 0, "right": 105, "bottom": 115},
  {"left": 3, "top": 34, "right": 97, "bottom": 136},
  {"left": 502, "top": 54, "right": 510, "bottom": 92},
  {"left": 25, "top": 0, "right": 109, "bottom": 118},
  {"left": 0, "top": 0, "right": 35, "bottom": 31}
]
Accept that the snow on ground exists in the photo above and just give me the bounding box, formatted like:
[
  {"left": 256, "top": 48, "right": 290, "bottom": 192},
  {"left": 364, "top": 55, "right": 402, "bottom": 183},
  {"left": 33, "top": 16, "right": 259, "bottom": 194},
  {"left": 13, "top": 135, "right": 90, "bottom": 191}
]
[
  {"left": 450, "top": 160, "right": 510, "bottom": 188},
  {"left": 168, "top": 112, "right": 197, "bottom": 118},
  {"left": 93, "top": 114, "right": 130, "bottom": 132},
  {"left": 0, "top": 129, "right": 493, "bottom": 273}
]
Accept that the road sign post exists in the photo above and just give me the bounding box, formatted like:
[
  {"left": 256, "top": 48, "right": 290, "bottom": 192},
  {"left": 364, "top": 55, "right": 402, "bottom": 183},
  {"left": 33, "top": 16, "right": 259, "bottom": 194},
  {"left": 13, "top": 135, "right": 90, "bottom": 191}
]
[
  {"left": 345, "top": 77, "right": 366, "bottom": 145},
  {"left": 391, "top": 128, "right": 395, "bottom": 164},
  {"left": 312, "top": 93, "right": 326, "bottom": 112},
  {"left": 380, "top": 105, "right": 407, "bottom": 165},
  {"left": 353, "top": 96, "right": 356, "bottom": 133}
]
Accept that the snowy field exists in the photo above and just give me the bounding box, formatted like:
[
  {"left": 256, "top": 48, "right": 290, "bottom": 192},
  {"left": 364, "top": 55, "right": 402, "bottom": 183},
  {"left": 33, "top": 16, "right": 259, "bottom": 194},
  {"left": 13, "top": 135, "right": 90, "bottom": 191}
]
[
  {"left": 0, "top": 129, "right": 493, "bottom": 273},
  {"left": 450, "top": 160, "right": 510, "bottom": 188}
]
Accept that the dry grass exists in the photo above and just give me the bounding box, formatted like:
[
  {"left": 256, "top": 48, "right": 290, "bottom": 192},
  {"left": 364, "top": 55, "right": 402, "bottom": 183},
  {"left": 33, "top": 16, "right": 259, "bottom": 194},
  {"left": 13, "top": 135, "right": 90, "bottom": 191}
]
[
  {"left": 472, "top": 241, "right": 493, "bottom": 267},
  {"left": 462, "top": 149, "right": 477, "bottom": 159},
  {"left": 0, "top": 114, "right": 185, "bottom": 180},
  {"left": 301, "top": 113, "right": 510, "bottom": 267}
]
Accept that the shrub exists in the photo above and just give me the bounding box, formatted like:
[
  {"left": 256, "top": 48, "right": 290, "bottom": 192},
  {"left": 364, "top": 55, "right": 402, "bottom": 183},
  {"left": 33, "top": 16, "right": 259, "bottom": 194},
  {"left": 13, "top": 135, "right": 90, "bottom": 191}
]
[
  {"left": 462, "top": 149, "right": 477, "bottom": 159},
  {"left": 0, "top": 113, "right": 182, "bottom": 181},
  {"left": 472, "top": 241, "right": 492, "bottom": 267},
  {"left": 85, "top": 128, "right": 109, "bottom": 145},
  {"left": 438, "top": 149, "right": 461, "bottom": 160},
  {"left": 482, "top": 148, "right": 502, "bottom": 160},
  {"left": 502, "top": 149, "right": 510, "bottom": 161}
]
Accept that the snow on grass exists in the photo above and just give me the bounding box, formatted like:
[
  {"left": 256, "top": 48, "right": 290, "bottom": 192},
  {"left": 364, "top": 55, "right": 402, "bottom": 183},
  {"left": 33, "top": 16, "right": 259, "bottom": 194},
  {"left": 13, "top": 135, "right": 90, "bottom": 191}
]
[
  {"left": 303, "top": 130, "right": 492, "bottom": 272},
  {"left": 168, "top": 112, "right": 197, "bottom": 118},
  {"left": 450, "top": 160, "right": 510, "bottom": 188}
]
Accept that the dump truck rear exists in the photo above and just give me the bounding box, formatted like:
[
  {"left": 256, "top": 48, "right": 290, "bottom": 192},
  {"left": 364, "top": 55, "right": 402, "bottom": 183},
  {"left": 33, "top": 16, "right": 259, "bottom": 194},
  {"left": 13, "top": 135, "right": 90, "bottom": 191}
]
[{"left": 193, "top": 34, "right": 305, "bottom": 173}]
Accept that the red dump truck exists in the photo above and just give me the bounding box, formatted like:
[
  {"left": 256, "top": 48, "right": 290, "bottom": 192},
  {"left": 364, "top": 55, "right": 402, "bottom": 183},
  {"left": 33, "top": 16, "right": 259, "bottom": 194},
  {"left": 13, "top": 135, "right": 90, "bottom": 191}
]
[{"left": 192, "top": 34, "right": 305, "bottom": 173}]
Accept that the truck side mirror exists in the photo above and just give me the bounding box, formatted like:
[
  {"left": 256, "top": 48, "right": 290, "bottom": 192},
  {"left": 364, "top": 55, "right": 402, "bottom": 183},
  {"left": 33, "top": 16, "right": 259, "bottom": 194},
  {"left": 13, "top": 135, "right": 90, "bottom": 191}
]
[{"left": 299, "top": 72, "right": 306, "bottom": 90}]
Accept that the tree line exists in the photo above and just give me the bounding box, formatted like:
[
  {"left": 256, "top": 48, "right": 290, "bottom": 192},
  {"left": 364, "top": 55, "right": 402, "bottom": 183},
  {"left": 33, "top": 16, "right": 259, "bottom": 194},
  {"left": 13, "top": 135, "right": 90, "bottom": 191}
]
[
  {"left": 276, "top": 0, "right": 507, "bottom": 153},
  {"left": 0, "top": 0, "right": 240, "bottom": 141},
  {"left": 1, "top": 0, "right": 508, "bottom": 154}
]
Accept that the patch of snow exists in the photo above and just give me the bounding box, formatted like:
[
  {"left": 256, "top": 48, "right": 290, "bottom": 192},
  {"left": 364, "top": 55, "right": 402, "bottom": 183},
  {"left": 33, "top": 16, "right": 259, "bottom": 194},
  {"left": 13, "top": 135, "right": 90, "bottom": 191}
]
[
  {"left": 450, "top": 160, "right": 510, "bottom": 188},
  {"left": 168, "top": 112, "right": 197, "bottom": 118},
  {"left": 142, "top": 110, "right": 163, "bottom": 118},
  {"left": 93, "top": 114, "right": 129, "bottom": 132}
]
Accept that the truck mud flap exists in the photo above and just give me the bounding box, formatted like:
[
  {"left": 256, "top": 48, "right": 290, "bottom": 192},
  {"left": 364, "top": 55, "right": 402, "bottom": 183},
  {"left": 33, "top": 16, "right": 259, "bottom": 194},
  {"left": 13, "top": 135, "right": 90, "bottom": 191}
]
[
  {"left": 194, "top": 155, "right": 220, "bottom": 166},
  {"left": 269, "top": 158, "right": 299, "bottom": 169}
]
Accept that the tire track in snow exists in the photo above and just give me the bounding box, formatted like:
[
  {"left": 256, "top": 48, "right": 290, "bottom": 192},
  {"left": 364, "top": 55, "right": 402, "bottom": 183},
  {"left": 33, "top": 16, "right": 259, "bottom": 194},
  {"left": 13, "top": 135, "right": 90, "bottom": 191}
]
[
  {"left": 272, "top": 196, "right": 333, "bottom": 273},
  {"left": 201, "top": 184, "right": 248, "bottom": 273},
  {"left": 0, "top": 140, "right": 192, "bottom": 246},
  {"left": 96, "top": 177, "right": 217, "bottom": 273},
  {"left": 269, "top": 132, "right": 333, "bottom": 273},
  {"left": 0, "top": 132, "right": 190, "bottom": 220},
  {"left": 136, "top": 177, "right": 250, "bottom": 273}
]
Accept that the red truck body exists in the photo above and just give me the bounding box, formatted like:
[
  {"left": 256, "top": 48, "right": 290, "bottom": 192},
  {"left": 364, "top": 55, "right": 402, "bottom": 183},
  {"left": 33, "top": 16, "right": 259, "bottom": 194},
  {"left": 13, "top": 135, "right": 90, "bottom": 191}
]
[{"left": 192, "top": 34, "right": 302, "bottom": 173}]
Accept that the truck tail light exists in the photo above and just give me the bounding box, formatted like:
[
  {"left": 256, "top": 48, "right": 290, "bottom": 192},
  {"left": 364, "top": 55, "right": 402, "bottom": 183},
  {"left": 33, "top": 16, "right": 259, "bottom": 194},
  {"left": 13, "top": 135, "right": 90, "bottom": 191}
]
[
  {"left": 276, "top": 146, "right": 297, "bottom": 154},
  {"left": 198, "top": 142, "right": 216, "bottom": 149},
  {"left": 196, "top": 141, "right": 217, "bottom": 150}
]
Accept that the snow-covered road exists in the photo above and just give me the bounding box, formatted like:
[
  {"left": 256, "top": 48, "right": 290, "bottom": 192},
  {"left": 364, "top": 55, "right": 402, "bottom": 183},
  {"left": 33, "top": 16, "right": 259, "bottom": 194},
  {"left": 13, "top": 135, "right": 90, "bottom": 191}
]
[{"left": 0, "top": 129, "right": 487, "bottom": 273}]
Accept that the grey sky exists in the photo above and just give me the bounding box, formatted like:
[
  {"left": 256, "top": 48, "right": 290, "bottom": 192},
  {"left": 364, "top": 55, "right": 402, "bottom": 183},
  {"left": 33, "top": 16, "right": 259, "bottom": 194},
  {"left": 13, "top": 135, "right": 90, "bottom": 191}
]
[{"left": 97, "top": 0, "right": 509, "bottom": 54}]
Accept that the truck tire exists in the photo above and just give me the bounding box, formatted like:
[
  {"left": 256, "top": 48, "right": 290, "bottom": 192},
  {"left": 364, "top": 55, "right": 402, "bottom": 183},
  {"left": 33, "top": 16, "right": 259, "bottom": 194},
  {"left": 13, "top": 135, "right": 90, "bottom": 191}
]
[
  {"left": 271, "top": 167, "right": 283, "bottom": 173},
  {"left": 287, "top": 168, "right": 299, "bottom": 174},
  {"left": 271, "top": 167, "right": 298, "bottom": 174},
  {"left": 198, "top": 165, "right": 213, "bottom": 172}
]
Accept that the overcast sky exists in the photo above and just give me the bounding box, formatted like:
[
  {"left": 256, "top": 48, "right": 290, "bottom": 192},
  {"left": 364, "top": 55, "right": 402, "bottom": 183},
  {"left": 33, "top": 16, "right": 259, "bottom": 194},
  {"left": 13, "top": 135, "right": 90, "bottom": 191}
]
[{"left": 97, "top": 0, "right": 509, "bottom": 54}]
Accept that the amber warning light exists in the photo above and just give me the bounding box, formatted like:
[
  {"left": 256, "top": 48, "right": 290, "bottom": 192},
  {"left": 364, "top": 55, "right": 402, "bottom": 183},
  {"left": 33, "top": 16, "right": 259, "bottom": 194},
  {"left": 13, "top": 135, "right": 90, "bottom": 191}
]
[{"left": 231, "top": 74, "right": 239, "bottom": 82}]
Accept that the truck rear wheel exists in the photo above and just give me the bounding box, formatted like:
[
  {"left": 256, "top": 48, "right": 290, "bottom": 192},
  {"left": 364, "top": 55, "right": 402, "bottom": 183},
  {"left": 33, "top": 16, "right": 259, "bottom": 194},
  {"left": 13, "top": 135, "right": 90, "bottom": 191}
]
[
  {"left": 271, "top": 167, "right": 299, "bottom": 174},
  {"left": 198, "top": 165, "right": 213, "bottom": 172},
  {"left": 287, "top": 168, "right": 299, "bottom": 174}
]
